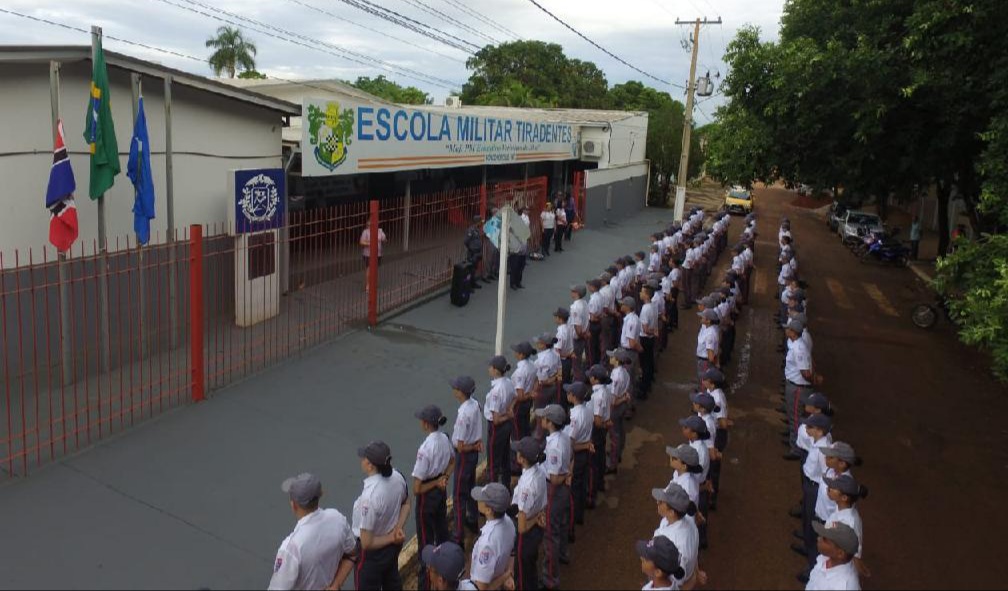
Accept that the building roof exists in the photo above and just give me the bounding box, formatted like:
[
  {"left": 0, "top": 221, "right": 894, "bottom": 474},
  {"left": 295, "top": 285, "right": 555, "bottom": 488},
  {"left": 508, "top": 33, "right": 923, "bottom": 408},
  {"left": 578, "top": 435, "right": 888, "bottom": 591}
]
[
  {"left": 0, "top": 45, "right": 300, "bottom": 116},
  {"left": 221, "top": 77, "right": 391, "bottom": 105},
  {"left": 411, "top": 104, "right": 646, "bottom": 127}
]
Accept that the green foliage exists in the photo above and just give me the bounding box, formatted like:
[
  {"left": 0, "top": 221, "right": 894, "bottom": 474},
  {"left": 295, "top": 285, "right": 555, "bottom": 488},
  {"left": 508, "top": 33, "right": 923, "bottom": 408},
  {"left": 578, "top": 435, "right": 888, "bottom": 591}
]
[
  {"left": 935, "top": 235, "right": 1008, "bottom": 381},
  {"left": 461, "top": 41, "right": 609, "bottom": 109},
  {"left": 237, "top": 70, "right": 266, "bottom": 80},
  {"left": 350, "top": 75, "right": 431, "bottom": 105},
  {"left": 205, "top": 26, "right": 257, "bottom": 79}
]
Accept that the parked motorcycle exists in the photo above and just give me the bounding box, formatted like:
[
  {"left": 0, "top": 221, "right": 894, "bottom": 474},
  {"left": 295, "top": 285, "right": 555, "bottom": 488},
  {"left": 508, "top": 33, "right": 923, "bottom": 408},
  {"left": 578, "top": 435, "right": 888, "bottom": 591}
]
[
  {"left": 911, "top": 296, "right": 952, "bottom": 329},
  {"left": 858, "top": 229, "right": 909, "bottom": 265}
]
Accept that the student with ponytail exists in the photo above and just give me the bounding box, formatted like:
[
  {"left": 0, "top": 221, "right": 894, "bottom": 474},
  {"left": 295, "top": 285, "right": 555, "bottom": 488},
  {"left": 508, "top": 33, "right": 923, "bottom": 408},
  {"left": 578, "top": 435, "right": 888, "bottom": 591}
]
[
  {"left": 510, "top": 436, "right": 548, "bottom": 591},
  {"left": 412, "top": 405, "right": 455, "bottom": 590},
  {"left": 651, "top": 483, "right": 702, "bottom": 590},
  {"left": 636, "top": 536, "right": 688, "bottom": 591},
  {"left": 485, "top": 356, "right": 517, "bottom": 488},
  {"left": 352, "top": 441, "right": 410, "bottom": 590}
]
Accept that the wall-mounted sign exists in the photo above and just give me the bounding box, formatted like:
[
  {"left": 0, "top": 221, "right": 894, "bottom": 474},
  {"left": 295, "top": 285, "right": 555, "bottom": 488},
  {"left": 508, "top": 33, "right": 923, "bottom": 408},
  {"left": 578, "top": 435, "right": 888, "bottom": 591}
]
[
  {"left": 233, "top": 168, "right": 285, "bottom": 233},
  {"left": 302, "top": 99, "right": 579, "bottom": 177}
]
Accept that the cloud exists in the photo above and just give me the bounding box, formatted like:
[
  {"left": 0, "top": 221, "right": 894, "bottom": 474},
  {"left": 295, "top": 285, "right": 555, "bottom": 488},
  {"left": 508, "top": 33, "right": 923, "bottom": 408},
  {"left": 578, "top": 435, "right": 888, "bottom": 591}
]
[{"left": 0, "top": 0, "right": 785, "bottom": 121}]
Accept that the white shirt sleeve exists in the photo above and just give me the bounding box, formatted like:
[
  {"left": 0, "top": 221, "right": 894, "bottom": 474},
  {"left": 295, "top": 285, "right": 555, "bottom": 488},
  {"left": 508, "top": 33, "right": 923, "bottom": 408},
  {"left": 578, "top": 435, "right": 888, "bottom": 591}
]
[
  {"left": 470, "top": 539, "right": 500, "bottom": 584},
  {"left": 267, "top": 541, "right": 300, "bottom": 591},
  {"left": 412, "top": 443, "right": 431, "bottom": 479}
]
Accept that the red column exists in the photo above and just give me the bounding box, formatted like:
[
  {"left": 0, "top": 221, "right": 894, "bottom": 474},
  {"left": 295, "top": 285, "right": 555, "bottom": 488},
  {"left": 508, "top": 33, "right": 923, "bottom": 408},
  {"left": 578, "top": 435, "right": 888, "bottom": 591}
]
[
  {"left": 367, "top": 199, "right": 379, "bottom": 328},
  {"left": 189, "top": 224, "right": 205, "bottom": 403}
]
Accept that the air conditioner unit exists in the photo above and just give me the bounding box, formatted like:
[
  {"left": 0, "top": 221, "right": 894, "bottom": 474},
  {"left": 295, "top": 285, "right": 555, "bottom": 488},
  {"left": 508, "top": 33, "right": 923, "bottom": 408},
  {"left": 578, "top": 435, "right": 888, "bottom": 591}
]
[
  {"left": 581, "top": 139, "right": 602, "bottom": 160},
  {"left": 445, "top": 96, "right": 462, "bottom": 108}
]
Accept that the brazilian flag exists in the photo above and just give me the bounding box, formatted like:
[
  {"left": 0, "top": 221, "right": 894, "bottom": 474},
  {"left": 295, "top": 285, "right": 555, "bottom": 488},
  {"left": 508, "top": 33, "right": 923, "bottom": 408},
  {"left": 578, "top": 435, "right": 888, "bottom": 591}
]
[{"left": 83, "top": 35, "right": 120, "bottom": 199}]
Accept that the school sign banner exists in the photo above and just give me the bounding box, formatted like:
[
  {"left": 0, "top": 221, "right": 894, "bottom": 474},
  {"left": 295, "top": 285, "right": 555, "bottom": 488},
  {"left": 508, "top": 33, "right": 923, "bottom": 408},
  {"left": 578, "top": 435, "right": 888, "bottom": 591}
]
[{"left": 301, "top": 99, "right": 579, "bottom": 176}]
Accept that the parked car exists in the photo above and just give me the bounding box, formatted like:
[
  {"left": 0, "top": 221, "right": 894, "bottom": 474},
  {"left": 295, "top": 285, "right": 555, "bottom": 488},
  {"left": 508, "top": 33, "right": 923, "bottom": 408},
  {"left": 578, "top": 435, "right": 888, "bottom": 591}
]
[
  {"left": 724, "top": 186, "right": 754, "bottom": 215},
  {"left": 827, "top": 201, "right": 848, "bottom": 231},
  {"left": 838, "top": 210, "right": 884, "bottom": 245}
]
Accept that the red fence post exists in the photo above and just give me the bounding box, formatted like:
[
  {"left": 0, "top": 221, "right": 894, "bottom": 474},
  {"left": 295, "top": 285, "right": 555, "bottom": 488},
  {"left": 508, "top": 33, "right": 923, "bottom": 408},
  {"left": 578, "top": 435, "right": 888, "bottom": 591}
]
[
  {"left": 367, "top": 199, "right": 379, "bottom": 328},
  {"left": 189, "top": 224, "right": 205, "bottom": 403},
  {"left": 480, "top": 182, "right": 488, "bottom": 221}
]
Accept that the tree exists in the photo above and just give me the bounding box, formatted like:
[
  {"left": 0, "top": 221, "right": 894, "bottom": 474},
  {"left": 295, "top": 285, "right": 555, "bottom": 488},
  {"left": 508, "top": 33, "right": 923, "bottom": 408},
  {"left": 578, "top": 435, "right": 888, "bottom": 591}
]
[
  {"left": 350, "top": 75, "right": 431, "bottom": 105},
  {"left": 237, "top": 70, "right": 266, "bottom": 80},
  {"left": 461, "top": 41, "right": 609, "bottom": 109},
  {"left": 205, "top": 26, "right": 257, "bottom": 79}
]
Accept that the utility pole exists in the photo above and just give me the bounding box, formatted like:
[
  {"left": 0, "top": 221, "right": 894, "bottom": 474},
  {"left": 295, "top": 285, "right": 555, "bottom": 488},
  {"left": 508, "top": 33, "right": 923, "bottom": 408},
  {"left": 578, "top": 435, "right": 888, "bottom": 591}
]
[{"left": 673, "top": 17, "right": 722, "bottom": 221}]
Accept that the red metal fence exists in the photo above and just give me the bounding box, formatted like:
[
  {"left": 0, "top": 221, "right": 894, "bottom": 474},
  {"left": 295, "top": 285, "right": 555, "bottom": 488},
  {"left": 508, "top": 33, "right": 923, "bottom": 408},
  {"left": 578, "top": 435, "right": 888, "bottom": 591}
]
[{"left": 0, "top": 177, "right": 555, "bottom": 477}]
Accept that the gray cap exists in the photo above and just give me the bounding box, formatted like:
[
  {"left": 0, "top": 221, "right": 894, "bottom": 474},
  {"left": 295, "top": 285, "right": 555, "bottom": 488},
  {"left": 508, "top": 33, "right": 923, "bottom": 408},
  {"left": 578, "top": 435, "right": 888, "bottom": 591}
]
[
  {"left": 785, "top": 319, "right": 805, "bottom": 333},
  {"left": 553, "top": 307, "right": 570, "bottom": 321},
  {"left": 813, "top": 522, "right": 860, "bottom": 557},
  {"left": 606, "top": 348, "right": 632, "bottom": 364},
  {"left": 600, "top": 271, "right": 614, "bottom": 281},
  {"left": 635, "top": 251, "right": 647, "bottom": 259},
  {"left": 690, "top": 391, "right": 718, "bottom": 412},
  {"left": 488, "top": 355, "right": 510, "bottom": 374},
  {"left": 532, "top": 332, "right": 558, "bottom": 347},
  {"left": 587, "top": 278, "right": 603, "bottom": 290},
  {"left": 651, "top": 482, "right": 692, "bottom": 513},
  {"left": 697, "top": 296, "right": 717, "bottom": 308},
  {"left": 421, "top": 542, "right": 466, "bottom": 584},
  {"left": 678, "top": 415, "right": 709, "bottom": 435},
  {"left": 646, "top": 279, "right": 662, "bottom": 290},
  {"left": 823, "top": 473, "right": 862, "bottom": 497},
  {"left": 804, "top": 392, "right": 830, "bottom": 411},
  {"left": 281, "top": 472, "right": 322, "bottom": 507},
  {"left": 510, "top": 436, "right": 543, "bottom": 462},
  {"left": 702, "top": 367, "right": 725, "bottom": 385},
  {"left": 620, "top": 296, "right": 637, "bottom": 309},
  {"left": 665, "top": 443, "right": 700, "bottom": 467},
  {"left": 511, "top": 341, "right": 536, "bottom": 357},
  {"left": 586, "top": 364, "right": 611, "bottom": 383},
  {"left": 449, "top": 375, "right": 476, "bottom": 395},
  {"left": 563, "top": 381, "right": 590, "bottom": 401},
  {"left": 471, "top": 483, "right": 512, "bottom": 512},
  {"left": 414, "top": 405, "right": 444, "bottom": 425},
  {"left": 787, "top": 288, "right": 805, "bottom": 301},
  {"left": 802, "top": 413, "right": 833, "bottom": 432},
  {"left": 535, "top": 404, "right": 567, "bottom": 425},
  {"left": 570, "top": 284, "right": 587, "bottom": 297},
  {"left": 699, "top": 309, "right": 720, "bottom": 322},
  {"left": 357, "top": 441, "right": 393, "bottom": 467},
  {"left": 636, "top": 537, "right": 683, "bottom": 578},
  {"left": 821, "top": 441, "right": 857, "bottom": 464}
]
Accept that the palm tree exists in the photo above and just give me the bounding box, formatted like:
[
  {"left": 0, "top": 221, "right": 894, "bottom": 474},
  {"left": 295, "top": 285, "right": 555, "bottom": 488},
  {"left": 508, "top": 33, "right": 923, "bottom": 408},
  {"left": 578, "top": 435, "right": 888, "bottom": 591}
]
[{"left": 205, "top": 26, "right": 257, "bottom": 78}]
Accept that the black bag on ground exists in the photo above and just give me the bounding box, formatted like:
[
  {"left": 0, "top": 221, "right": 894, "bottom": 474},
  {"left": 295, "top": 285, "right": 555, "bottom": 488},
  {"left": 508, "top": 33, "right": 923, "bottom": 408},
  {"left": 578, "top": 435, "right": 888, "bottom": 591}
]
[{"left": 451, "top": 262, "right": 474, "bottom": 307}]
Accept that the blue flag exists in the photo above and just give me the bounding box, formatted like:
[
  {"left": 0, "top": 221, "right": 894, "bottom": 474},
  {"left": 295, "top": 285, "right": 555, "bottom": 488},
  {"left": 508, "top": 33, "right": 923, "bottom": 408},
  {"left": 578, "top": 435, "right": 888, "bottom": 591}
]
[{"left": 127, "top": 96, "right": 155, "bottom": 245}]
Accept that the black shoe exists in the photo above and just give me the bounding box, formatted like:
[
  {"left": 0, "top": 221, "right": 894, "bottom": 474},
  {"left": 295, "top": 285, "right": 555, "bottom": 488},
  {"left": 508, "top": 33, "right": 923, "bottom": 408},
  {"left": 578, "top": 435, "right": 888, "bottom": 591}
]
[
  {"left": 560, "top": 556, "right": 571, "bottom": 565},
  {"left": 788, "top": 505, "right": 803, "bottom": 518},
  {"left": 472, "top": 282, "right": 482, "bottom": 289},
  {"left": 783, "top": 451, "right": 802, "bottom": 461},
  {"left": 793, "top": 529, "right": 805, "bottom": 540},
  {"left": 567, "top": 532, "right": 575, "bottom": 544},
  {"left": 605, "top": 467, "right": 618, "bottom": 475},
  {"left": 790, "top": 542, "right": 807, "bottom": 557},
  {"left": 517, "top": 284, "right": 525, "bottom": 289},
  {"left": 797, "top": 573, "right": 810, "bottom": 585}
]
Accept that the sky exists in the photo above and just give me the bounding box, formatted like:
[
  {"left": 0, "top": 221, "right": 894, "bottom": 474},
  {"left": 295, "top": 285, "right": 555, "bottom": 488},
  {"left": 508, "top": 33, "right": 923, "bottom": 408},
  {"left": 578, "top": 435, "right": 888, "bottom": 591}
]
[{"left": 0, "top": 0, "right": 786, "bottom": 123}]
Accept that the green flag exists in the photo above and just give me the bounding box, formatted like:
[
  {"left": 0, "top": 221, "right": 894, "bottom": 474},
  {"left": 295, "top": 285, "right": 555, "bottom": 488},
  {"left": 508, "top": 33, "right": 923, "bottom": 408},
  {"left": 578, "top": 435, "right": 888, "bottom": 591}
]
[{"left": 83, "top": 34, "right": 120, "bottom": 199}]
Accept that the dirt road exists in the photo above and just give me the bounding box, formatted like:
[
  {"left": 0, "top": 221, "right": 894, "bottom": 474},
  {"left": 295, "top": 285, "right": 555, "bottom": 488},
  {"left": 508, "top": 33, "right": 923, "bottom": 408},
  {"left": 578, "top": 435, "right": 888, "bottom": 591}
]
[{"left": 560, "top": 186, "right": 1008, "bottom": 590}]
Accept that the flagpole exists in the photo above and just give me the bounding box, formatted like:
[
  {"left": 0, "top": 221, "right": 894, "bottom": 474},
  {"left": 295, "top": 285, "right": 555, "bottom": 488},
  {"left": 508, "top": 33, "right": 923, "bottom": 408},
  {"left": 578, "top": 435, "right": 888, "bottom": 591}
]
[
  {"left": 131, "top": 72, "right": 146, "bottom": 358},
  {"left": 92, "top": 25, "right": 111, "bottom": 373},
  {"left": 164, "top": 74, "right": 178, "bottom": 348},
  {"left": 50, "top": 60, "right": 75, "bottom": 387}
]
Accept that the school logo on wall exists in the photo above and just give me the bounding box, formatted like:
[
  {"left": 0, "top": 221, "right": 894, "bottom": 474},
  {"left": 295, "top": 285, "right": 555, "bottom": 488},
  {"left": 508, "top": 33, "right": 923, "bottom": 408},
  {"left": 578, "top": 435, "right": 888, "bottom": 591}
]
[
  {"left": 308, "top": 101, "right": 354, "bottom": 172},
  {"left": 233, "top": 168, "right": 285, "bottom": 233},
  {"left": 239, "top": 173, "right": 279, "bottom": 223}
]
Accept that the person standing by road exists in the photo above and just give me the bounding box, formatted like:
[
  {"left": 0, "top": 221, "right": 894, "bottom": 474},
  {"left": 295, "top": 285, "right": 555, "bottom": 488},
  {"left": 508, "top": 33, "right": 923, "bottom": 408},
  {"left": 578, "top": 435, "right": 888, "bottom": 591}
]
[
  {"left": 798, "top": 414, "right": 834, "bottom": 582},
  {"left": 587, "top": 279, "right": 605, "bottom": 367},
  {"left": 413, "top": 405, "right": 455, "bottom": 590},
  {"left": 269, "top": 473, "right": 357, "bottom": 591},
  {"left": 651, "top": 483, "right": 701, "bottom": 590},
  {"left": 540, "top": 203, "right": 556, "bottom": 258},
  {"left": 636, "top": 535, "right": 687, "bottom": 591},
  {"left": 449, "top": 376, "right": 482, "bottom": 544},
  {"left": 464, "top": 215, "right": 485, "bottom": 289},
  {"left": 553, "top": 308, "right": 576, "bottom": 390},
  {"left": 352, "top": 441, "right": 411, "bottom": 591},
  {"left": 563, "top": 381, "right": 593, "bottom": 528},
  {"left": 910, "top": 216, "right": 921, "bottom": 260},
  {"left": 608, "top": 349, "right": 632, "bottom": 472},
  {"left": 638, "top": 284, "right": 660, "bottom": 399},
  {"left": 537, "top": 404, "right": 572, "bottom": 591},
  {"left": 468, "top": 484, "right": 518, "bottom": 590},
  {"left": 695, "top": 309, "right": 720, "bottom": 386},
  {"left": 485, "top": 356, "right": 517, "bottom": 489},
  {"left": 360, "top": 224, "right": 387, "bottom": 292},
  {"left": 510, "top": 342, "right": 539, "bottom": 444},
  {"left": 619, "top": 297, "right": 644, "bottom": 404},
  {"left": 783, "top": 319, "right": 815, "bottom": 461},
  {"left": 586, "top": 364, "right": 613, "bottom": 506},
  {"left": 533, "top": 333, "right": 562, "bottom": 417},
  {"left": 569, "top": 285, "right": 590, "bottom": 380},
  {"left": 554, "top": 200, "right": 567, "bottom": 253},
  {"left": 563, "top": 192, "right": 576, "bottom": 242},
  {"left": 805, "top": 522, "right": 861, "bottom": 591},
  {"left": 419, "top": 541, "right": 468, "bottom": 591},
  {"left": 511, "top": 436, "right": 548, "bottom": 591}
]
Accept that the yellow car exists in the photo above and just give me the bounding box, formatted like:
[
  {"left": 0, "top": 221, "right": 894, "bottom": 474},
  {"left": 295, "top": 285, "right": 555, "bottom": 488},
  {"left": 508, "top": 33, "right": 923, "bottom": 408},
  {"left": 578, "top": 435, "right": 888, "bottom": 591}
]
[{"left": 724, "top": 186, "right": 754, "bottom": 215}]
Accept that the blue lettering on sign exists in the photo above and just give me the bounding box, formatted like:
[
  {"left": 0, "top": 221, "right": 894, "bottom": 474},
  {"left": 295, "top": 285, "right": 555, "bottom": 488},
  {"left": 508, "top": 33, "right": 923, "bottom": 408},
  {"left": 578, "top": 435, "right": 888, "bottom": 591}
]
[
  {"left": 358, "top": 106, "right": 374, "bottom": 141},
  {"left": 376, "top": 108, "right": 392, "bottom": 140},
  {"left": 439, "top": 116, "right": 452, "bottom": 141},
  {"left": 393, "top": 110, "right": 409, "bottom": 141},
  {"left": 410, "top": 111, "right": 425, "bottom": 141},
  {"left": 505, "top": 120, "right": 513, "bottom": 142}
]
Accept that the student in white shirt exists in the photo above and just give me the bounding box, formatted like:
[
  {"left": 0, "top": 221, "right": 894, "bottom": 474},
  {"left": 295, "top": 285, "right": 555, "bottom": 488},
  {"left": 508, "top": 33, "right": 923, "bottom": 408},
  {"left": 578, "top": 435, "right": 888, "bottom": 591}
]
[
  {"left": 269, "top": 473, "right": 357, "bottom": 591},
  {"left": 553, "top": 307, "right": 576, "bottom": 388},
  {"left": 509, "top": 341, "right": 539, "bottom": 443},
  {"left": 485, "top": 356, "right": 516, "bottom": 488},
  {"left": 412, "top": 405, "right": 455, "bottom": 589},
  {"left": 679, "top": 415, "right": 712, "bottom": 549},
  {"left": 419, "top": 541, "right": 467, "bottom": 591},
  {"left": 824, "top": 474, "right": 870, "bottom": 578},
  {"left": 805, "top": 522, "right": 861, "bottom": 590},
  {"left": 665, "top": 444, "right": 702, "bottom": 509},
  {"left": 651, "top": 483, "right": 700, "bottom": 589},
  {"left": 469, "top": 484, "right": 517, "bottom": 590},
  {"left": 511, "top": 437, "right": 549, "bottom": 591},
  {"left": 636, "top": 535, "right": 686, "bottom": 591},
  {"left": 798, "top": 414, "right": 833, "bottom": 577},
  {"left": 540, "top": 203, "right": 556, "bottom": 257},
  {"left": 586, "top": 364, "right": 613, "bottom": 507},
  {"left": 608, "top": 348, "right": 633, "bottom": 472},
  {"left": 352, "top": 441, "right": 411, "bottom": 590},
  {"left": 449, "top": 376, "right": 482, "bottom": 543}
]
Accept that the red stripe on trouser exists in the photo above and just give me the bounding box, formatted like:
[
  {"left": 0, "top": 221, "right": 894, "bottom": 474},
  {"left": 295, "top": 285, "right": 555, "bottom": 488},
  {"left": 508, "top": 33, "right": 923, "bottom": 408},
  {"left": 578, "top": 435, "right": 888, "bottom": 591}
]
[
  {"left": 455, "top": 452, "right": 463, "bottom": 537},
  {"left": 489, "top": 422, "right": 496, "bottom": 481},
  {"left": 355, "top": 547, "right": 366, "bottom": 589},
  {"left": 793, "top": 386, "right": 802, "bottom": 437},
  {"left": 517, "top": 531, "right": 524, "bottom": 590},
  {"left": 546, "top": 487, "right": 554, "bottom": 581}
]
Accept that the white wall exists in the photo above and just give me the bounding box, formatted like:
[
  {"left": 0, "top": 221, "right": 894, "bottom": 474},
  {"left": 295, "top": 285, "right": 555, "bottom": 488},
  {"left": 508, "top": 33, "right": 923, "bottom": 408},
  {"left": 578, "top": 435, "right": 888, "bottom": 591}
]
[
  {"left": 604, "top": 113, "right": 648, "bottom": 168},
  {"left": 585, "top": 162, "right": 650, "bottom": 188},
  {"left": 0, "top": 61, "right": 283, "bottom": 259}
]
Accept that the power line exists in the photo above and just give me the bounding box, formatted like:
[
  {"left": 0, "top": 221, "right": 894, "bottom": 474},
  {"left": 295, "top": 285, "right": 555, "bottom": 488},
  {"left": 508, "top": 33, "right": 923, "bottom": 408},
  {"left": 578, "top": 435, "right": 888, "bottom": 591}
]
[
  {"left": 439, "top": 0, "right": 523, "bottom": 41},
  {"left": 336, "top": 0, "right": 481, "bottom": 54},
  {"left": 157, "top": 0, "right": 462, "bottom": 89},
  {"left": 398, "top": 0, "right": 500, "bottom": 45},
  {"left": 0, "top": 7, "right": 354, "bottom": 97},
  {"left": 524, "top": 0, "right": 682, "bottom": 88},
  {"left": 285, "top": 0, "right": 467, "bottom": 64}
]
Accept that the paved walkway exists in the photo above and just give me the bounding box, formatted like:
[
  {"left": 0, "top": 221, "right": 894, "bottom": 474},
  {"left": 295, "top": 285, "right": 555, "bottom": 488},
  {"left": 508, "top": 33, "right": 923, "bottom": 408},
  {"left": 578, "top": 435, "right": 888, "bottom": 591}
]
[{"left": 0, "top": 207, "right": 672, "bottom": 590}]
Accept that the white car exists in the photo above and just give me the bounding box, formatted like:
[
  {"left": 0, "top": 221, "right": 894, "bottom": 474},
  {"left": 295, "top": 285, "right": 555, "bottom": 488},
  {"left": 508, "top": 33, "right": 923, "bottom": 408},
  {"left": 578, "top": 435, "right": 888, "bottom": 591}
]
[{"left": 839, "top": 211, "right": 884, "bottom": 244}]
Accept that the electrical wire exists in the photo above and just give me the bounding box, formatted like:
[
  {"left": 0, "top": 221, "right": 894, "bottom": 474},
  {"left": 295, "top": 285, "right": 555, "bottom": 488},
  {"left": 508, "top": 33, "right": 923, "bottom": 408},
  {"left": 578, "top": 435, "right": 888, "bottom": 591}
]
[
  {"left": 525, "top": 0, "right": 683, "bottom": 89},
  {"left": 439, "top": 0, "right": 523, "bottom": 41},
  {"left": 336, "top": 0, "right": 481, "bottom": 54},
  {"left": 285, "top": 0, "right": 467, "bottom": 63},
  {"left": 398, "top": 0, "right": 500, "bottom": 44}
]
